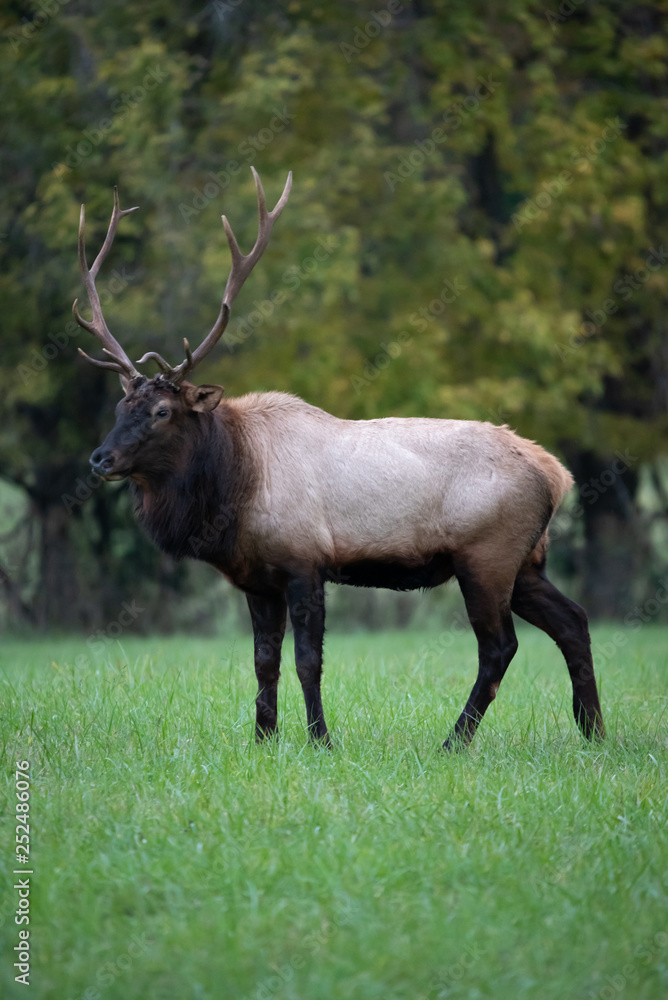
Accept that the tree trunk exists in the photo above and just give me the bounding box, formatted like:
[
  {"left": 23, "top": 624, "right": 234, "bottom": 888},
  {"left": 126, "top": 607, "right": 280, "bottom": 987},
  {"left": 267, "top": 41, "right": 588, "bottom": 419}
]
[
  {"left": 34, "top": 502, "right": 81, "bottom": 630},
  {"left": 566, "top": 449, "right": 642, "bottom": 619},
  {"left": 0, "top": 561, "right": 35, "bottom": 629}
]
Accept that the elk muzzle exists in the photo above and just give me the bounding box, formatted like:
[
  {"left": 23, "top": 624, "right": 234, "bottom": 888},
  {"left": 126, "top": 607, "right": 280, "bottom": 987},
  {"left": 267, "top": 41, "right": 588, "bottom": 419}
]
[{"left": 89, "top": 445, "right": 127, "bottom": 481}]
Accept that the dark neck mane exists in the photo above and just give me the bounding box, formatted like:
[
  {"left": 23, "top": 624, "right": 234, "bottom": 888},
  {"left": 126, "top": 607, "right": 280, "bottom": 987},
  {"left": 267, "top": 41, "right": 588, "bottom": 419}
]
[{"left": 130, "top": 407, "right": 246, "bottom": 566}]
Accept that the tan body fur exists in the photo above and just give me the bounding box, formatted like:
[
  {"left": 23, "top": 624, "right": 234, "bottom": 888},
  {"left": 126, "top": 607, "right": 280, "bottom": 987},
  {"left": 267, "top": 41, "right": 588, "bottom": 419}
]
[{"left": 228, "top": 392, "right": 571, "bottom": 580}]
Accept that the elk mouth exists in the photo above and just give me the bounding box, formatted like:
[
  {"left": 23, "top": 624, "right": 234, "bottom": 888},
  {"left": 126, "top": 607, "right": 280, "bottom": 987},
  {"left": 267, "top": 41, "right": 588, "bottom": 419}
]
[
  {"left": 99, "top": 471, "right": 129, "bottom": 482},
  {"left": 89, "top": 449, "right": 132, "bottom": 481}
]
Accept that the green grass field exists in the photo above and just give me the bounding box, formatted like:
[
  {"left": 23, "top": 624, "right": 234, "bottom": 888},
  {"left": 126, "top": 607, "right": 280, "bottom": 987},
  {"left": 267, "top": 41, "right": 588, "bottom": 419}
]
[{"left": 1, "top": 624, "right": 667, "bottom": 1000}]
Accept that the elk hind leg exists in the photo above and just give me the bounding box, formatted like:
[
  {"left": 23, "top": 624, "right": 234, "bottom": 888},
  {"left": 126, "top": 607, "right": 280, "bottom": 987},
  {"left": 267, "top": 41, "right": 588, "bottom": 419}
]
[{"left": 511, "top": 559, "right": 604, "bottom": 740}]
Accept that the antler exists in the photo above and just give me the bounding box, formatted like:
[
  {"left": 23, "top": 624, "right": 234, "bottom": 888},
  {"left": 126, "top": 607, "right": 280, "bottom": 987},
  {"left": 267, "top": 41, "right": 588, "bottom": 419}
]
[
  {"left": 73, "top": 187, "right": 142, "bottom": 380},
  {"left": 137, "top": 167, "right": 293, "bottom": 384}
]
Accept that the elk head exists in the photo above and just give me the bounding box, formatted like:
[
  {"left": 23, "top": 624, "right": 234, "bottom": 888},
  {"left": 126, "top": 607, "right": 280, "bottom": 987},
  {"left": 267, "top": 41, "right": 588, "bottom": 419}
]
[{"left": 74, "top": 169, "right": 292, "bottom": 482}]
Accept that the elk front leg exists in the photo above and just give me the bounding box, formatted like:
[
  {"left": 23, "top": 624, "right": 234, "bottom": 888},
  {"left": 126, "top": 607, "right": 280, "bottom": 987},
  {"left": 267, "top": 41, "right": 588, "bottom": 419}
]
[
  {"left": 286, "top": 573, "right": 330, "bottom": 745},
  {"left": 247, "top": 592, "right": 287, "bottom": 740},
  {"left": 444, "top": 560, "right": 519, "bottom": 750}
]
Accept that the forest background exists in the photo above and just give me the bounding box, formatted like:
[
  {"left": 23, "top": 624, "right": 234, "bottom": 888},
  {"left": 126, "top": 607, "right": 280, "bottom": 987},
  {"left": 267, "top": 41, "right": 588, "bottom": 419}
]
[{"left": 1, "top": 0, "right": 667, "bottom": 635}]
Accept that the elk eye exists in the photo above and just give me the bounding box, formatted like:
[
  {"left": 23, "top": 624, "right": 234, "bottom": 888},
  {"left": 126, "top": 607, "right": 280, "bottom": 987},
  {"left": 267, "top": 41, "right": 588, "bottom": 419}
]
[{"left": 155, "top": 408, "right": 169, "bottom": 419}]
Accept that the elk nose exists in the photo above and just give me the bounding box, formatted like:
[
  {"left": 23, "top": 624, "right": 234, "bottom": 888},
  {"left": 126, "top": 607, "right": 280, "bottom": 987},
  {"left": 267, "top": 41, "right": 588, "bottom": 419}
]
[{"left": 90, "top": 448, "right": 115, "bottom": 473}]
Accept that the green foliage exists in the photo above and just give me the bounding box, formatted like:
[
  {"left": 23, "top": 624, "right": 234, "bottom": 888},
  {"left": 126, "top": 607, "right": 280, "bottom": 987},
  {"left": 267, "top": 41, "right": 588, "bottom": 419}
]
[
  {"left": 3, "top": 0, "right": 667, "bottom": 437},
  {"left": 1, "top": 1, "right": 667, "bottom": 625},
  {"left": 1, "top": 625, "right": 667, "bottom": 998}
]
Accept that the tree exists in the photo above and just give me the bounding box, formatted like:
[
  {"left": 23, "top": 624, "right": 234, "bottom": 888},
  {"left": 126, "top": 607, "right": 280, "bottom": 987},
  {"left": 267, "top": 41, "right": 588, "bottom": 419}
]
[{"left": 1, "top": 0, "right": 666, "bottom": 628}]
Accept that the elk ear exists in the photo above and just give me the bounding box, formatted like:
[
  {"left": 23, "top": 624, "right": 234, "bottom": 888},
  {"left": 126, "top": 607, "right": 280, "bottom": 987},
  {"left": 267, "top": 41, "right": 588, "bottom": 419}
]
[
  {"left": 119, "top": 373, "right": 132, "bottom": 395},
  {"left": 183, "top": 384, "right": 225, "bottom": 412}
]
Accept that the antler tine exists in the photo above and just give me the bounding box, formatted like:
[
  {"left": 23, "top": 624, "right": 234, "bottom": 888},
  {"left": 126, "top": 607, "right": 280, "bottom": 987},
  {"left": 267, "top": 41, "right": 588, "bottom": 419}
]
[
  {"left": 222, "top": 167, "right": 293, "bottom": 309},
  {"left": 76, "top": 345, "right": 133, "bottom": 375},
  {"left": 89, "top": 187, "right": 139, "bottom": 280},
  {"left": 158, "top": 168, "right": 292, "bottom": 385},
  {"left": 136, "top": 337, "right": 195, "bottom": 377},
  {"left": 135, "top": 350, "right": 174, "bottom": 375},
  {"left": 74, "top": 186, "right": 141, "bottom": 380}
]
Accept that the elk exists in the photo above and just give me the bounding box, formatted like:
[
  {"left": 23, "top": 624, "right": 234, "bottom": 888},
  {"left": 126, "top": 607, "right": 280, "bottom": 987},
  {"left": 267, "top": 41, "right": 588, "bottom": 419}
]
[{"left": 74, "top": 169, "right": 604, "bottom": 749}]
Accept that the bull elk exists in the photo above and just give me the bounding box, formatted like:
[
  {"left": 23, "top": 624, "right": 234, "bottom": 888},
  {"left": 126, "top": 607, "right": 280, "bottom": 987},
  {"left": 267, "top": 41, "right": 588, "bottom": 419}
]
[{"left": 74, "top": 169, "right": 604, "bottom": 749}]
